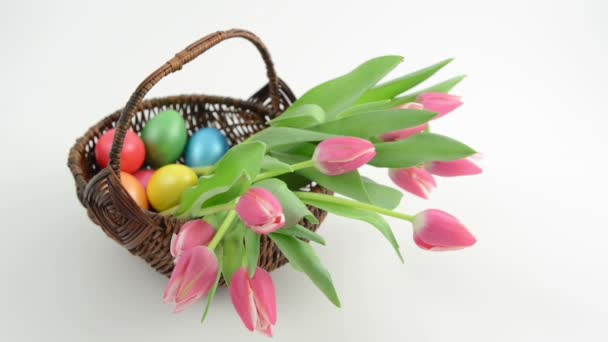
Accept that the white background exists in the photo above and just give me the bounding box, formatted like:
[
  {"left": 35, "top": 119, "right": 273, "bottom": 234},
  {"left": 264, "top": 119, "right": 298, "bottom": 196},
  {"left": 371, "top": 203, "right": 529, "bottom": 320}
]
[{"left": 1, "top": 0, "right": 607, "bottom": 341}]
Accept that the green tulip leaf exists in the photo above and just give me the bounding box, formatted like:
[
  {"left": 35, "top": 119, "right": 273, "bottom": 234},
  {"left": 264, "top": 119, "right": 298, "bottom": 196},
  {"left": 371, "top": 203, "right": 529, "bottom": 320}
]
[
  {"left": 360, "top": 177, "right": 403, "bottom": 210},
  {"left": 249, "top": 127, "right": 339, "bottom": 149},
  {"left": 334, "top": 100, "right": 393, "bottom": 119},
  {"left": 371, "top": 133, "right": 476, "bottom": 168},
  {"left": 274, "top": 225, "right": 326, "bottom": 246},
  {"left": 309, "top": 109, "right": 436, "bottom": 139},
  {"left": 221, "top": 221, "right": 246, "bottom": 285},
  {"left": 254, "top": 178, "right": 318, "bottom": 227},
  {"left": 269, "top": 233, "right": 341, "bottom": 307},
  {"left": 285, "top": 55, "right": 403, "bottom": 120},
  {"left": 357, "top": 58, "right": 454, "bottom": 103},
  {"left": 391, "top": 75, "right": 466, "bottom": 107},
  {"left": 244, "top": 228, "right": 261, "bottom": 277},
  {"left": 271, "top": 150, "right": 373, "bottom": 206},
  {"left": 178, "top": 142, "right": 265, "bottom": 217},
  {"left": 261, "top": 155, "right": 293, "bottom": 173},
  {"left": 300, "top": 197, "right": 404, "bottom": 263},
  {"left": 198, "top": 172, "right": 251, "bottom": 209},
  {"left": 269, "top": 104, "right": 325, "bottom": 128},
  {"left": 201, "top": 245, "right": 223, "bottom": 324}
]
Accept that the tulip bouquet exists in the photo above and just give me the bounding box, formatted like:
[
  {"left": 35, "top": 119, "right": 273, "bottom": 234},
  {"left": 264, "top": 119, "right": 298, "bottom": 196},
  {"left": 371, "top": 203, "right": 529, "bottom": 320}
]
[{"left": 162, "top": 56, "right": 480, "bottom": 337}]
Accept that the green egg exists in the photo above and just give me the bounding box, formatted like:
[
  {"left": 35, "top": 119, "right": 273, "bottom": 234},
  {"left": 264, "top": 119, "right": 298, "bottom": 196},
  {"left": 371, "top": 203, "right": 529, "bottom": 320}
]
[{"left": 141, "top": 110, "right": 188, "bottom": 167}]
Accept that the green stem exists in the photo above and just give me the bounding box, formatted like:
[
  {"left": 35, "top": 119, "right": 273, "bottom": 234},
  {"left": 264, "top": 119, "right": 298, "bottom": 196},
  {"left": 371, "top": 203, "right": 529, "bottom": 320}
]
[
  {"left": 253, "top": 159, "right": 315, "bottom": 183},
  {"left": 192, "top": 165, "right": 216, "bottom": 176},
  {"left": 195, "top": 203, "right": 236, "bottom": 217},
  {"left": 295, "top": 191, "right": 414, "bottom": 222},
  {"left": 208, "top": 210, "right": 237, "bottom": 251}
]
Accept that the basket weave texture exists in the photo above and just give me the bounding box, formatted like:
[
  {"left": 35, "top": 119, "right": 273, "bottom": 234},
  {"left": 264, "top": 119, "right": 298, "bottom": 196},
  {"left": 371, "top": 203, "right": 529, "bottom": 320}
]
[{"left": 67, "top": 29, "right": 330, "bottom": 278}]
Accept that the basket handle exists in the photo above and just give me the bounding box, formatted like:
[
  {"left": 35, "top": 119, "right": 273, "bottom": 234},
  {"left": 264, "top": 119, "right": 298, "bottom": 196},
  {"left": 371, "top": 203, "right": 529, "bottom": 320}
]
[{"left": 108, "top": 29, "right": 280, "bottom": 175}]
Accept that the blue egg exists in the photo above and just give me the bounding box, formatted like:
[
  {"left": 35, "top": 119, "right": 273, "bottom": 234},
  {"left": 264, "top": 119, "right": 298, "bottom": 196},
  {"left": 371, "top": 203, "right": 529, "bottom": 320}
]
[{"left": 185, "top": 128, "right": 230, "bottom": 167}]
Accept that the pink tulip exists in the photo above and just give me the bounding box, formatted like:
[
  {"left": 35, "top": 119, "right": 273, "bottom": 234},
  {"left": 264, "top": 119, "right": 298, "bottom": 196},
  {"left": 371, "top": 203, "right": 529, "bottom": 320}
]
[
  {"left": 413, "top": 209, "right": 476, "bottom": 251},
  {"left": 389, "top": 167, "right": 437, "bottom": 199},
  {"left": 230, "top": 267, "right": 277, "bottom": 337},
  {"left": 170, "top": 219, "right": 215, "bottom": 260},
  {"left": 417, "top": 93, "right": 462, "bottom": 119},
  {"left": 313, "top": 137, "right": 376, "bottom": 176},
  {"left": 236, "top": 188, "right": 285, "bottom": 234},
  {"left": 426, "top": 159, "right": 482, "bottom": 177},
  {"left": 163, "top": 246, "right": 219, "bottom": 313},
  {"left": 380, "top": 103, "right": 427, "bottom": 142}
]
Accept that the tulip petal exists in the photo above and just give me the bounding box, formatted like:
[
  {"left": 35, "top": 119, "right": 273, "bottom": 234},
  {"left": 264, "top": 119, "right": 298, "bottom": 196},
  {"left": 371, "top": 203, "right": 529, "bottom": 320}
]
[
  {"left": 256, "top": 318, "right": 274, "bottom": 337},
  {"left": 250, "top": 267, "right": 277, "bottom": 325},
  {"left": 172, "top": 220, "right": 216, "bottom": 259},
  {"left": 380, "top": 124, "right": 428, "bottom": 142},
  {"left": 230, "top": 268, "right": 257, "bottom": 331},
  {"left": 237, "top": 188, "right": 285, "bottom": 234},
  {"left": 426, "top": 159, "right": 482, "bottom": 177},
  {"left": 313, "top": 137, "right": 376, "bottom": 176},
  {"left": 417, "top": 93, "right": 462, "bottom": 118},
  {"left": 413, "top": 209, "right": 476, "bottom": 250},
  {"left": 164, "top": 246, "right": 218, "bottom": 313},
  {"left": 163, "top": 251, "right": 191, "bottom": 304},
  {"left": 389, "top": 167, "right": 436, "bottom": 199}
]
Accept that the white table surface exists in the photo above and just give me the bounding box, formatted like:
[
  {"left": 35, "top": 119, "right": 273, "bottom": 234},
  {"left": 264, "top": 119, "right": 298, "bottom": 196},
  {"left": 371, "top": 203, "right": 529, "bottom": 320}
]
[{"left": 1, "top": 0, "right": 607, "bottom": 341}]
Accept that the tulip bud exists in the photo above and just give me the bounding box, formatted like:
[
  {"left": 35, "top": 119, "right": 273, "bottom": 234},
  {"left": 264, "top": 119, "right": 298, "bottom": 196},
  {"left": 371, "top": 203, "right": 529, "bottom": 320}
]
[
  {"left": 313, "top": 137, "right": 376, "bottom": 176},
  {"left": 426, "top": 159, "right": 482, "bottom": 177},
  {"left": 389, "top": 167, "right": 436, "bottom": 199},
  {"left": 230, "top": 267, "right": 277, "bottom": 337},
  {"left": 236, "top": 188, "right": 285, "bottom": 234},
  {"left": 163, "top": 246, "right": 219, "bottom": 313},
  {"left": 417, "top": 93, "right": 462, "bottom": 119},
  {"left": 413, "top": 209, "right": 476, "bottom": 251},
  {"left": 170, "top": 219, "right": 215, "bottom": 259}
]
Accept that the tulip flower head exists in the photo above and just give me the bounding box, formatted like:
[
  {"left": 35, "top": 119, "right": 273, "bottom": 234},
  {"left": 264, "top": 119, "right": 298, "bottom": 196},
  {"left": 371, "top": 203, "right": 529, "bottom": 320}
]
[
  {"left": 412, "top": 209, "right": 476, "bottom": 251},
  {"left": 417, "top": 93, "right": 462, "bottom": 119},
  {"left": 389, "top": 167, "right": 437, "bottom": 199},
  {"left": 230, "top": 267, "right": 277, "bottom": 337},
  {"left": 313, "top": 137, "right": 376, "bottom": 176},
  {"left": 170, "top": 219, "right": 215, "bottom": 260},
  {"left": 426, "top": 158, "right": 482, "bottom": 177},
  {"left": 163, "top": 246, "right": 219, "bottom": 313},
  {"left": 236, "top": 188, "right": 285, "bottom": 234}
]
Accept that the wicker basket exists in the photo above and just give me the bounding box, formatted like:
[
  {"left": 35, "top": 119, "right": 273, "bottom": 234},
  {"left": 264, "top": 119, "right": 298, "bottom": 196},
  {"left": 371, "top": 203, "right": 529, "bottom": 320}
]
[{"left": 67, "top": 29, "right": 329, "bottom": 278}]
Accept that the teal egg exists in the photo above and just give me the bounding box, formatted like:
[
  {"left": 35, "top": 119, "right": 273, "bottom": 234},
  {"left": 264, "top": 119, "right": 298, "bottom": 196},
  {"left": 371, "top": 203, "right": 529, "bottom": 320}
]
[{"left": 185, "top": 128, "right": 230, "bottom": 167}]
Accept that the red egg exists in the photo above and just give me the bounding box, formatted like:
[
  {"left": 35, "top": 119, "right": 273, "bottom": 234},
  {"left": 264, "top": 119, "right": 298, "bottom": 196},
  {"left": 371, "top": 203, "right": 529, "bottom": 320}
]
[
  {"left": 95, "top": 128, "right": 145, "bottom": 173},
  {"left": 134, "top": 169, "right": 155, "bottom": 191}
]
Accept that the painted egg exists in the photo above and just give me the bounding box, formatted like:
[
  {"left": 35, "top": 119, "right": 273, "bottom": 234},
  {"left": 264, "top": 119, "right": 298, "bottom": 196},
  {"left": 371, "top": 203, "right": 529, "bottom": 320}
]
[
  {"left": 134, "top": 169, "right": 155, "bottom": 191},
  {"left": 95, "top": 128, "right": 145, "bottom": 173},
  {"left": 146, "top": 164, "right": 198, "bottom": 212},
  {"left": 120, "top": 172, "right": 149, "bottom": 210},
  {"left": 141, "top": 110, "right": 188, "bottom": 168},
  {"left": 185, "top": 128, "right": 229, "bottom": 167}
]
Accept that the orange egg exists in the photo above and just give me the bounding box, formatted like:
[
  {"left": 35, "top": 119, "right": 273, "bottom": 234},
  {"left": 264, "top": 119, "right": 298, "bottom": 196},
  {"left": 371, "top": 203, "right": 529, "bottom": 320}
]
[{"left": 120, "top": 171, "right": 149, "bottom": 210}]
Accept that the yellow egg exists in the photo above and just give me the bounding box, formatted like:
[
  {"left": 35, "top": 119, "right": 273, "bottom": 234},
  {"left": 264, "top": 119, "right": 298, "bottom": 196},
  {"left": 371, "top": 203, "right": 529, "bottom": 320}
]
[{"left": 147, "top": 164, "right": 198, "bottom": 211}]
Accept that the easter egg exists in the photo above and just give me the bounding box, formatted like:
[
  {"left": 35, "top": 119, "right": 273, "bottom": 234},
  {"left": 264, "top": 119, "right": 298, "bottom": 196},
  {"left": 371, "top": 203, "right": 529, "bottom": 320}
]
[
  {"left": 134, "top": 169, "right": 155, "bottom": 191},
  {"left": 120, "top": 172, "right": 149, "bottom": 210},
  {"left": 95, "top": 128, "right": 145, "bottom": 173},
  {"left": 141, "top": 110, "right": 188, "bottom": 168},
  {"left": 185, "top": 128, "right": 230, "bottom": 167},
  {"left": 147, "top": 164, "right": 198, "bottom": 211}
]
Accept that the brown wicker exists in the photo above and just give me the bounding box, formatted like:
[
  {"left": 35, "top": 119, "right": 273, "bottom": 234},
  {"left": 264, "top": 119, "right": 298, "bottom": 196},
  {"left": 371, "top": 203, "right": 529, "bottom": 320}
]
[{"left": 67, "top": 29, "right": 330, "bottom": 278}]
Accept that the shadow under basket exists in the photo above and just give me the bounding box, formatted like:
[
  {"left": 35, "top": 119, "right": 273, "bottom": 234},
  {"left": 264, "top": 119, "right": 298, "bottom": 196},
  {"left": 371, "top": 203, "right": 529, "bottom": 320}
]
[{"left": 67, "top": 29, "right": 330, "bottom": 279}]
